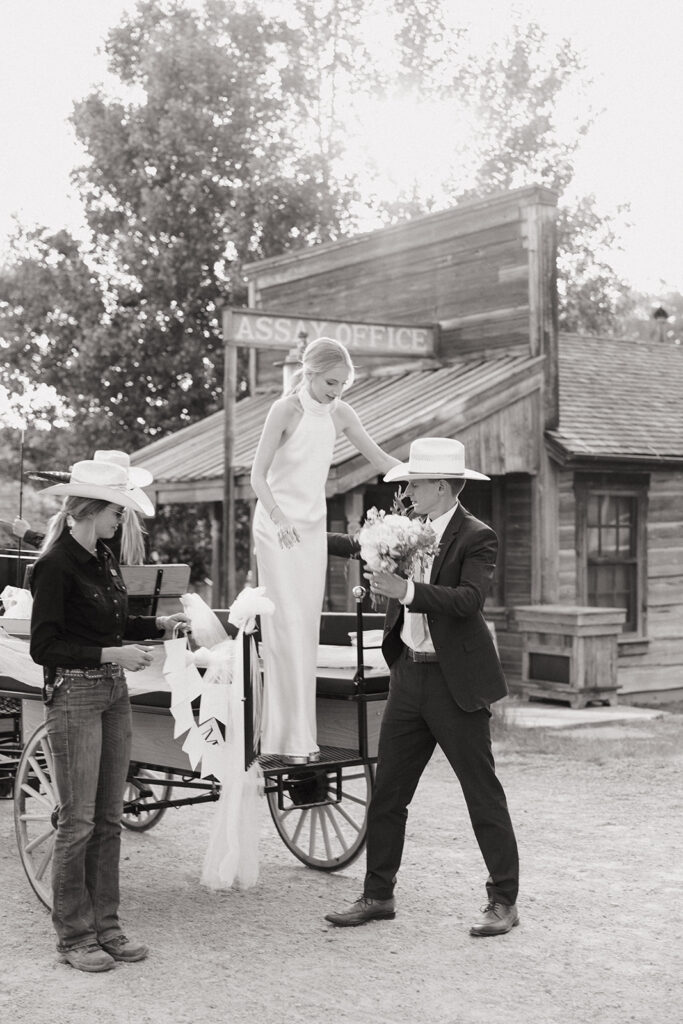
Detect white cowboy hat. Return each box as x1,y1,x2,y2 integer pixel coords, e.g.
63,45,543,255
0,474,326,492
384,437,490,483
94,450,153,488
41,459,155,517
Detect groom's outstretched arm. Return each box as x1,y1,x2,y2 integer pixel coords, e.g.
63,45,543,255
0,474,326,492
327,533,361,559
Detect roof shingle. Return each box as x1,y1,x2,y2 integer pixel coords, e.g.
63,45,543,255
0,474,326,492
548,335,683,461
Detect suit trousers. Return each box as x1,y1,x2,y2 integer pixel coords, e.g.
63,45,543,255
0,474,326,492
364,650,519,905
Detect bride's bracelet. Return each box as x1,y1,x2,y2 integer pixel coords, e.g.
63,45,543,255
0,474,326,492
269,503,281,523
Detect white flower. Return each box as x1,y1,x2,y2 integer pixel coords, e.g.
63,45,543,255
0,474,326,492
358,504,437,577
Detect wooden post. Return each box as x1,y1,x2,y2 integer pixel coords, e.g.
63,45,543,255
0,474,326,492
222,309,237,605
210,502,222,606
531,440,559,604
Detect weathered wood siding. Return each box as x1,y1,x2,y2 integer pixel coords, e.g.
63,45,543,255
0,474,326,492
494,473,534,682
619,469,683,699
558,470,577,602
553,467,683,700
244,186,557,374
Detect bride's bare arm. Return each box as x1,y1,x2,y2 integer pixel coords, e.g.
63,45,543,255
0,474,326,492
250,397,301,547
336,402,401,473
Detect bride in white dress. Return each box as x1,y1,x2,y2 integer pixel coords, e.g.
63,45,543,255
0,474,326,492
251,338,398,764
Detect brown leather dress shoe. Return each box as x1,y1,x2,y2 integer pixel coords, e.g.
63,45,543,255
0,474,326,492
469,901,519,937
325,895,396,927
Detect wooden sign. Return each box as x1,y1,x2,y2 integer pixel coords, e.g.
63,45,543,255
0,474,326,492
224,308,435,357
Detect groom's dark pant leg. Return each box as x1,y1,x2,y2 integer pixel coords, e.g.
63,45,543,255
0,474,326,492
363,657,436,900
423,671,519,906
364,654,519,906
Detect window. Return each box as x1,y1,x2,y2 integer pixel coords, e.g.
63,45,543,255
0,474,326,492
576,475,648,635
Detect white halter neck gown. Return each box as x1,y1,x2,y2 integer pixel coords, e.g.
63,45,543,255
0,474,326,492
253,388,337,758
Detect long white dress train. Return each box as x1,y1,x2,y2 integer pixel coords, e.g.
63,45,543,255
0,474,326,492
253,389,337,758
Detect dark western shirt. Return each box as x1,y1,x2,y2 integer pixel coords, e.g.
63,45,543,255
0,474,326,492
30,529,162,670
24,525,124,562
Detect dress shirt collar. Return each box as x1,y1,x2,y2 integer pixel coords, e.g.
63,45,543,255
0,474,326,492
427,502,459,541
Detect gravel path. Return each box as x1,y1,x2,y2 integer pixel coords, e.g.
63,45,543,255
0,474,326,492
1,710,681,1024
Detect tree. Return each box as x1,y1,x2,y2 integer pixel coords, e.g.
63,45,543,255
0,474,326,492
556,196,635,335
1,0,638,466
370,18,634,335
617,288,683,345
0,226,104,472
66,0,360,440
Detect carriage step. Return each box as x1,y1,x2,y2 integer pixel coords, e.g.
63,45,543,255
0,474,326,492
257,745,360,773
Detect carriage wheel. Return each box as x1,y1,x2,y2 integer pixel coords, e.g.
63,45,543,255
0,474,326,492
267,763,373,871
14,723,57,909
122,767,173,832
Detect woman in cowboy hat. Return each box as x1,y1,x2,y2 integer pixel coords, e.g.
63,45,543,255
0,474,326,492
1,451,151,564
29,455,187,973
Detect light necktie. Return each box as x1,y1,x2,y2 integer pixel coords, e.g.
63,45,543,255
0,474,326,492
408,556,429,648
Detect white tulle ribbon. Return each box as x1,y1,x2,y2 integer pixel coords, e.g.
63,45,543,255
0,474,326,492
162,589,274,891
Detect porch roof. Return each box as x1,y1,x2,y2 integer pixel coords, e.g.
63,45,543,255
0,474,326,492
132,352,544,505
547,334,683,464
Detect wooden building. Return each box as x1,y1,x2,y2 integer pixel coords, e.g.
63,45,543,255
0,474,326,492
544,333,683,702
132,185,683,705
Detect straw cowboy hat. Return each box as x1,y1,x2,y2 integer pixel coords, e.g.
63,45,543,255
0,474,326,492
93,450,153,488
41,455,155,516
384,437,490,483
27,450,152,489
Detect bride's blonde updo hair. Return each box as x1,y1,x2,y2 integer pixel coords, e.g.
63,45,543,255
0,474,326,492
286,337,355,395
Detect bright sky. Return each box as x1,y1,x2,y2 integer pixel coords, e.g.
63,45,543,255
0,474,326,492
0,0,681,292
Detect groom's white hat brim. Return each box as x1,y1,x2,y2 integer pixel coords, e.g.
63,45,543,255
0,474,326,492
384,437,490,483
41,460,155,516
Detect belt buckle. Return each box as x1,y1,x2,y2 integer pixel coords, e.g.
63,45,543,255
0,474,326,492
409,647,437,663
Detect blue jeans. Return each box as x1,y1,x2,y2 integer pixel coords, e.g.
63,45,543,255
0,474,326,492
45,669,132,951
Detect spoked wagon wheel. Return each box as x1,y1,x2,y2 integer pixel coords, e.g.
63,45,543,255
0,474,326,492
14,723,57,909
122,767,173,832
267,763,374,871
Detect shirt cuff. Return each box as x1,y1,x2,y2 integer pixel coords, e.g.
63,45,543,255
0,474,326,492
401,579,416,605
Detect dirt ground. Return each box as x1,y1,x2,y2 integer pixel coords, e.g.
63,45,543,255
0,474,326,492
1,706,682,1024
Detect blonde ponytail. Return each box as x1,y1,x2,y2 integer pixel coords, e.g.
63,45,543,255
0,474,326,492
40,509,70,555
39,497,111,556
119,508,146,565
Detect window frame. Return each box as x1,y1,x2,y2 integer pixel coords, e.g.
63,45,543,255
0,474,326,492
575,473,649,637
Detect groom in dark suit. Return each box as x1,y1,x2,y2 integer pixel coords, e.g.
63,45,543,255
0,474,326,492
325,437,519,936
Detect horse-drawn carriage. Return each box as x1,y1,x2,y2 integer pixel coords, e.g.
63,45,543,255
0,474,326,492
0,564,389,908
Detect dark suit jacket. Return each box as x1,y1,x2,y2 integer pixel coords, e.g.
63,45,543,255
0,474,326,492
328,504,507,712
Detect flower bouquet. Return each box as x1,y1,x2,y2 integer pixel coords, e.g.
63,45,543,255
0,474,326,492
357,492,438,606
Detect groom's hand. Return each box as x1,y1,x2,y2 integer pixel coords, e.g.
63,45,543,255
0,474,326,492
365,569,408,601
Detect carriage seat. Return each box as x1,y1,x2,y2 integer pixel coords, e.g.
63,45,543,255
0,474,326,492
316,612,389,697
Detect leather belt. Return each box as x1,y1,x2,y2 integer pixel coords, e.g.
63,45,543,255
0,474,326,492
402,645,439,663
56,664,124,680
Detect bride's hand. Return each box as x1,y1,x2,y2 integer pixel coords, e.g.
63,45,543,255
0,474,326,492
276,522,301,549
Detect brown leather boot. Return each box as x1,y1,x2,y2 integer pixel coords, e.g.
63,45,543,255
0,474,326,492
59,944,116,972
